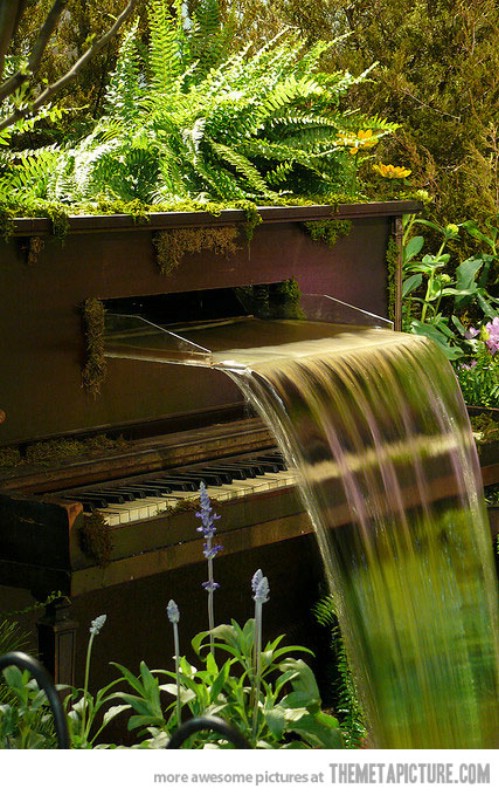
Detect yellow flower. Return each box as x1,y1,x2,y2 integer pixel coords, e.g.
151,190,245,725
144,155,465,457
373,163,412,179
356,129,378,148
335,129,379,155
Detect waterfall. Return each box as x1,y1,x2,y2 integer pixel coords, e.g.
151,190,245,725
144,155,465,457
221,327,499,748
105,310,499,747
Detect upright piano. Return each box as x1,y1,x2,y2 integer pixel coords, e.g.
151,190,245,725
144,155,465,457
6,199,478,686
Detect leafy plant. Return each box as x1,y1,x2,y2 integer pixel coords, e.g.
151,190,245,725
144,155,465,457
111,614,342,749
401,213,499,407
0,0,397,217
0,665,58,749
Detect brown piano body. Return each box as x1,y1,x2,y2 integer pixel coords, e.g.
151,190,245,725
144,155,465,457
3,199,458,690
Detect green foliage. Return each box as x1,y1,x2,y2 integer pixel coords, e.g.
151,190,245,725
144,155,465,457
235,1,499,230
303,219,352,249
402,214,499,358
111,618,343,749
313,596,366,748
0,0,397,217
0,665,57,749
401,212,499,407
0,616,58,749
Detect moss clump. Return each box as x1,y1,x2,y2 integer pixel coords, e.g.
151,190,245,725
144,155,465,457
27,236,45,266
80,512,114,568
0,447,22,468
303,219,352,249
154,225,240,275
81,297,107,397
470,412,499,445
0,434,128,478
22,434,127,467
385,235,399,324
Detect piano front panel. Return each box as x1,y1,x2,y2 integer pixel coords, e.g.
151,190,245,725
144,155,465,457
0,207,404,447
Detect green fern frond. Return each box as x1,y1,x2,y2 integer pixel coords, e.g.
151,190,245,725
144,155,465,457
209,140,277,198
313,596,367,749
0,0,398,213
147,0,186,97
104,20,143,125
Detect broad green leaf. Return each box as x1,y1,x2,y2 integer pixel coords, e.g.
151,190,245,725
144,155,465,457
402,273,422,297
403,235,424,262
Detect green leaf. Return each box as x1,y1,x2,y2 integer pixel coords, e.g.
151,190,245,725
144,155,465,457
263,706,286,739
402,273,423,297
403,235,424,263
455,258,482,291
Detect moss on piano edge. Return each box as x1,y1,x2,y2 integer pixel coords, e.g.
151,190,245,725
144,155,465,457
385,235,399,324
0,434,128,474
80,513,114,567
81,297,107,397
302,219,353,249
154,226,240,275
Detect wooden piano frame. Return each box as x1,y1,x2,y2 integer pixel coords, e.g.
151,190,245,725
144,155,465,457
3,200,495,692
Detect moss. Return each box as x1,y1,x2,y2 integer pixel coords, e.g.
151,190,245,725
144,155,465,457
385,235,399,324
27,236,45,266
0,447,22,468
303,219,352,249
470,412,499,445
22,434,127,466
80,512,114,568
81,297,107,397
154,225,240,275
0,434,128,478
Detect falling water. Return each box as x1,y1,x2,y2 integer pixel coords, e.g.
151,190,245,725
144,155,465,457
220,326,499,748
105,313,499,747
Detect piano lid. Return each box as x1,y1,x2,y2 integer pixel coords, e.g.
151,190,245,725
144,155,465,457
104,293,394,370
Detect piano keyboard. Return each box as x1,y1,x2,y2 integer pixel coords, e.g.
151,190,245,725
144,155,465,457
59,450,297,526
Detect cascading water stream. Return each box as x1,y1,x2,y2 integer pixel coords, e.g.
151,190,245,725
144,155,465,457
220,329,499,748
105,312,499,747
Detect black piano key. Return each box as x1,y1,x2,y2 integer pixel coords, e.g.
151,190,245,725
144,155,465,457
77,490,127,504
242,459,280,474
253,454,286,471
185,468,233,484
204,464,250,480
231,459,268,478
109,486,148,499
143,478,197,492
64,494,109,510
127,483,172,496
179,471,225,487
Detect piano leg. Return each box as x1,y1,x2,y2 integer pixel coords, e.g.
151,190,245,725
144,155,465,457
37,598,79,686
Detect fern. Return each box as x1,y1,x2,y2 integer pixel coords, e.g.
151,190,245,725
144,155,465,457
0,0,398,214
313,595,367,749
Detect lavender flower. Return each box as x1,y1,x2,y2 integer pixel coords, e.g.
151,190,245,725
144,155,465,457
251,569,270,742
166,599,181,725
89,614,107,637
166,599,180,624
252,569,270,604
196,482,222,654
196,482,222,592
